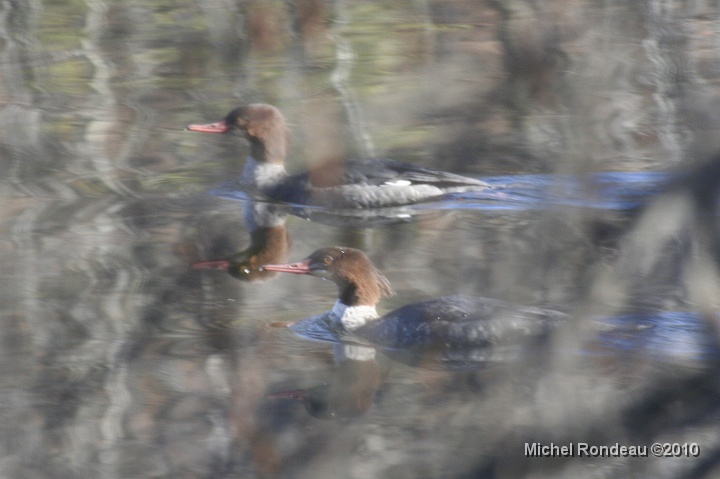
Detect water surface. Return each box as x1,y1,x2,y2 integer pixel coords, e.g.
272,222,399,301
3,1,720,478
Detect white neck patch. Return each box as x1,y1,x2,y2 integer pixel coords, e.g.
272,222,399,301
331,300,379,330
242,157,287,190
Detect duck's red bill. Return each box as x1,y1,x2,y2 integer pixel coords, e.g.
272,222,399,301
186,120,230,133
190,259,231,270
261,259,312,274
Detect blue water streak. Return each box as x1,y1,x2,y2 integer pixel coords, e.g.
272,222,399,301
440,171,670,211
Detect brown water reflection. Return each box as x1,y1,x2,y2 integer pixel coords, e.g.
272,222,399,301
4,1,720,478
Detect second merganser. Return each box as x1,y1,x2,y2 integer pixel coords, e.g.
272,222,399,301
187,103,491,209
262,247,564,352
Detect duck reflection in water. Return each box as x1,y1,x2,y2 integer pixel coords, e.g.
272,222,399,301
263,247,566,370
267,343,388,420
188,103,495,227
191,201,291,282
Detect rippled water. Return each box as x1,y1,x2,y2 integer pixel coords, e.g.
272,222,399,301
4,1,720,478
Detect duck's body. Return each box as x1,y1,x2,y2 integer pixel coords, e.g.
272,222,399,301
240,157,490,209
188,104,490,209
356,295,561,350
262,247,563,352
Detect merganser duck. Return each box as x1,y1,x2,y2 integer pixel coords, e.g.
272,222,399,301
187,103,491,209
262,247,564,354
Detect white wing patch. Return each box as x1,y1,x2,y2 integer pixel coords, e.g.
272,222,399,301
383,179,412,187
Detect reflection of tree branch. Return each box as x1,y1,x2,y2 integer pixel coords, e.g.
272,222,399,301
81,2,136,474
330,0,375,160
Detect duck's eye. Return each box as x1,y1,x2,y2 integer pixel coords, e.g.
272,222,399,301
323,255,333,266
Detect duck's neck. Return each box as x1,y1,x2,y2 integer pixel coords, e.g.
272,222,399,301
331,300,379,330
337,272,391,308
248,134,286,166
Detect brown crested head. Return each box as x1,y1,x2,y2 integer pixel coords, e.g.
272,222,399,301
262,246,394,307
224,103,289,165
187,103,289,164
